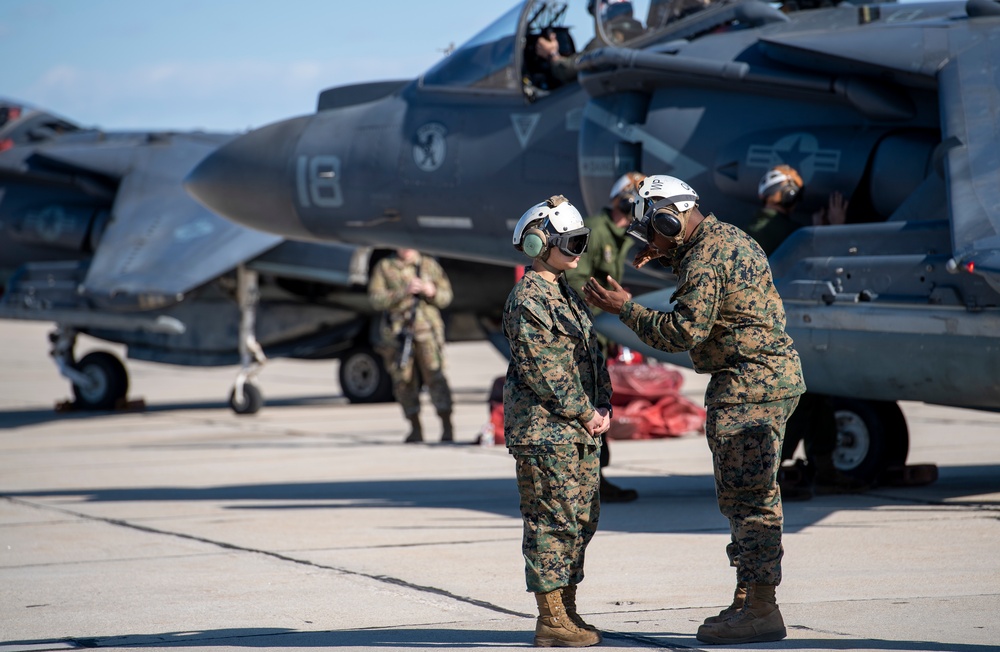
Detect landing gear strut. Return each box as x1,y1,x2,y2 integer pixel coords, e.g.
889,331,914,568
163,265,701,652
229,265,266,415
49,326,130,410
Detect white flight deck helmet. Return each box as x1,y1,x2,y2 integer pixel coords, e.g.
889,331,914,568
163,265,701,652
512,195,590,259
757,164,803,207
626,174,699,247
609,171,646,214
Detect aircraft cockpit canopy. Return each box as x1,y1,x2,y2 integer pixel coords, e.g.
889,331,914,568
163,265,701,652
419,1,584,99
420,3,523,91
593,0,737,48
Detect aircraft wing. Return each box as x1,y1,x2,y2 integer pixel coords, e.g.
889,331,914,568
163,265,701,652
938,25,1000,292
80,134,282,308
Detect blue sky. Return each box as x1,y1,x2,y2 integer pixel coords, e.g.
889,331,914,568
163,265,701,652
1,0,589,133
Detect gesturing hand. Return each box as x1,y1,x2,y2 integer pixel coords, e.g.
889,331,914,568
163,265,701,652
632,244,661,269
583,275,630,315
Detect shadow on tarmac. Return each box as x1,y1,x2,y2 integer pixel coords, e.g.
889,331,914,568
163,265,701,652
3,628,997,650
5,464,999,535
0,387,491,430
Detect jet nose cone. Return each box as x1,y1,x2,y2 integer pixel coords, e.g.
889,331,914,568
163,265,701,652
185,115,314,240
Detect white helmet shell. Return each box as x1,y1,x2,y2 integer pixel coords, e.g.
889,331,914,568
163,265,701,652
634,175,699,220
609,171,645,200
512,195,585,248
758,167,792,198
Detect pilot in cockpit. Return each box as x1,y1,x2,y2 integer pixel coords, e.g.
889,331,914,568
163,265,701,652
526,27,579,91
526,0,643,93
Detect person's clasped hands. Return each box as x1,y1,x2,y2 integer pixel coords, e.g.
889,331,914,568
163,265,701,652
584,406,611,436
407,277,436,298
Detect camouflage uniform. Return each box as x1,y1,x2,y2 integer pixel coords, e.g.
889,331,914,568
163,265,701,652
618,214,805,585
503,270,612,593
368,253,453,418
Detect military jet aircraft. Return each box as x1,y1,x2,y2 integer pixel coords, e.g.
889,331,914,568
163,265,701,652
571,0,1000,480
185,0,1000,480
0,103,515,414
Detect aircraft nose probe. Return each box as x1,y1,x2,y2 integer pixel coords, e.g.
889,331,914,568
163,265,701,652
184,115,314,240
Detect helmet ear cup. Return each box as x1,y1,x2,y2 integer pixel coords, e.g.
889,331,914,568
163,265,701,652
615,195,633,215
522,227,549,259
778,182,800,207
650,207,682,238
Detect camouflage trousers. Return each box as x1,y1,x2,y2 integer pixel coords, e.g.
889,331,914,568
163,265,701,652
380,336,452,417
706,397,799,586
513,444,601,594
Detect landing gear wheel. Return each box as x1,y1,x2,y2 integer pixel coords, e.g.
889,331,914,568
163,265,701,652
832,398,909,484
339,346,393,404
72,351,129,410
229,383,263,415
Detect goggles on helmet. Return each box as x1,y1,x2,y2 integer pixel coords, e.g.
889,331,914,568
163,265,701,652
549,226,591,257
626,215,653,244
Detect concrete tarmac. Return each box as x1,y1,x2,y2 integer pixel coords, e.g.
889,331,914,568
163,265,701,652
1,321,998,651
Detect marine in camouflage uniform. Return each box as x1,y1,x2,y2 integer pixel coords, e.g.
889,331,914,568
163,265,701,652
506,194,612,647
621,212,804,580
368,249,454,442
504,270,612,594
584,177,805,645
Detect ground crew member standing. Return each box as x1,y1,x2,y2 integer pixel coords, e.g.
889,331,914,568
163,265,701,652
584,175,806,645
566,171,646,503
504,195,612,647
368,248,454,443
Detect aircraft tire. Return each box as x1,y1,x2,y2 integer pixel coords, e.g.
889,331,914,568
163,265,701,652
229,383,263,415
339,346,393,404
832,398,909,484
72,351,129,411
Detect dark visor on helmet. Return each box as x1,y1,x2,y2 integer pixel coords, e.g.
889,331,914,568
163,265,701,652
550,227,591,256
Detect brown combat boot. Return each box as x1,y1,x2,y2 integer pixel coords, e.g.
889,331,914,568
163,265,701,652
703,582,747,624
534,588,601,647
561,584,599,632
696,583,786,645
403,415,423,443
439,410,454,442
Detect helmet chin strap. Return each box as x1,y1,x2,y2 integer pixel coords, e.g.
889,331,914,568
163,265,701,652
535,254,562,276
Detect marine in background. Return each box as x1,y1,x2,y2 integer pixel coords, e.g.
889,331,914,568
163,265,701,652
368,248,454,443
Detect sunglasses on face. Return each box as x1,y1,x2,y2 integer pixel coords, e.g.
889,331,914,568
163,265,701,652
550,228,591,256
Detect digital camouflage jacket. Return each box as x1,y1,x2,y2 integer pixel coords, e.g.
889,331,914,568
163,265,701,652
502,270,612,448
619,213,806,406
